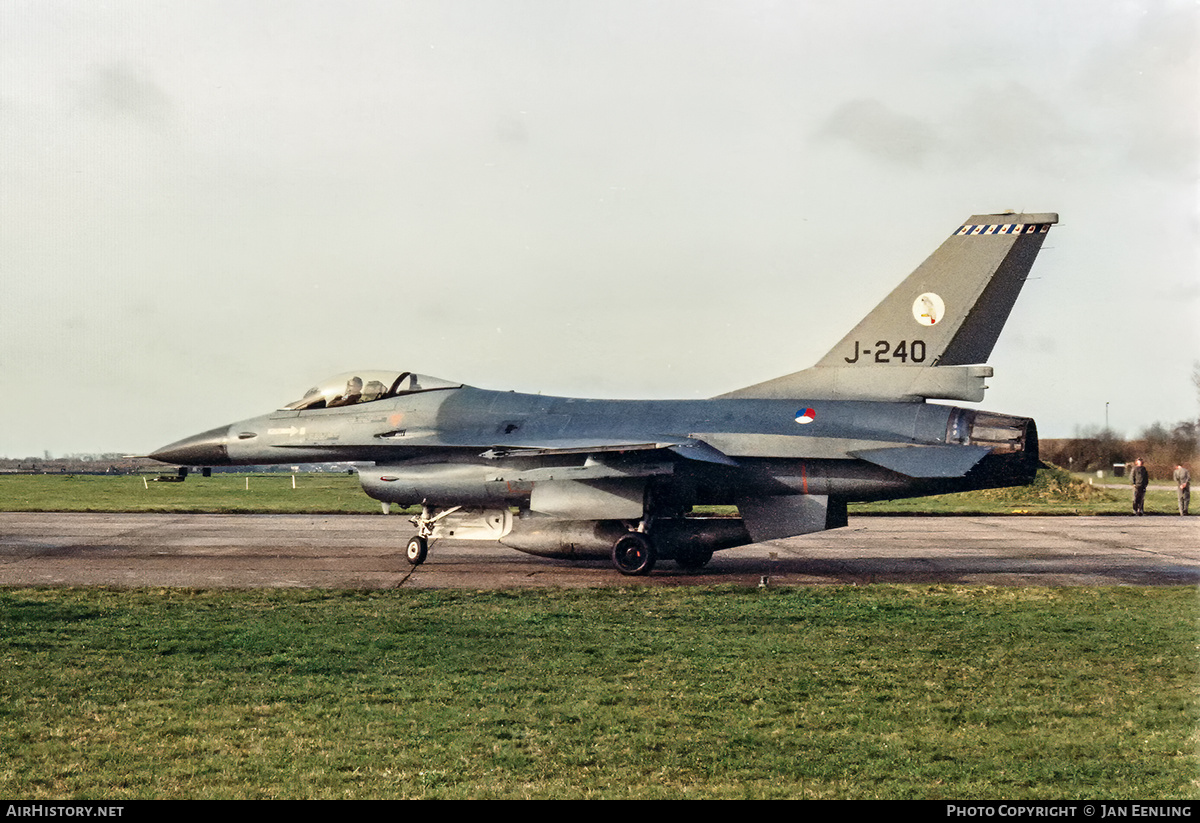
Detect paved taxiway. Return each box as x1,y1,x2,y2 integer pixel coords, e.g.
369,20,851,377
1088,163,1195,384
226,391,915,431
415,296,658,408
0,512,1195,588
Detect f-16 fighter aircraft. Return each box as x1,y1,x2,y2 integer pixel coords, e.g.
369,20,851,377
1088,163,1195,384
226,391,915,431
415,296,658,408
151,212,1057,574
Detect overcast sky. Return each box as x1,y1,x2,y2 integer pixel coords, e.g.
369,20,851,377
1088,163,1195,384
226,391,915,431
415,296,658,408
2,0,1197,457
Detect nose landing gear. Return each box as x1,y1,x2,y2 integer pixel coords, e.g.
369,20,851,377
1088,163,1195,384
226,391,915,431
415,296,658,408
404,504,463,566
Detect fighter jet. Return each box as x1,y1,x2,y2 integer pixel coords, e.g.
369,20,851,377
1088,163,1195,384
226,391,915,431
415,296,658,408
151,212,1057,574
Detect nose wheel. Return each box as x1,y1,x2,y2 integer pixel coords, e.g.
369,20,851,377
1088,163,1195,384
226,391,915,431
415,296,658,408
405,535,429,566
611,532,656,576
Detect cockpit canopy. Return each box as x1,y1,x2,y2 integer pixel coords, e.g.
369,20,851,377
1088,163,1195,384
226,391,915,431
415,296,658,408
283,371,462,411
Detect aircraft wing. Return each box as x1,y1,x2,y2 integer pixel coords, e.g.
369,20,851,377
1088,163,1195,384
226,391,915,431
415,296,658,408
274,430,740,467
478,437,740,466
358,434,741,520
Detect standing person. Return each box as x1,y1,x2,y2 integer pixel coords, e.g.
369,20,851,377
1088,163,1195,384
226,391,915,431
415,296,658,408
1174,464,1191,516
1130,457,1149,516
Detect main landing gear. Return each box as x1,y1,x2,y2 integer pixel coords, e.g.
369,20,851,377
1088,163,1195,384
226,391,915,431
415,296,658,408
610,521,716,575
611,532,656,576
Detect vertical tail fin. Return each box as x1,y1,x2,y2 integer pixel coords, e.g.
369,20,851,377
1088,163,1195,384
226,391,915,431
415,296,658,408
817,212,1057,368
720,212,1057,401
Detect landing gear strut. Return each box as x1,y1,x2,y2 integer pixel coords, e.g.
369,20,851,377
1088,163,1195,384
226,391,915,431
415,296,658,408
405,504,461,567
611,532,656,576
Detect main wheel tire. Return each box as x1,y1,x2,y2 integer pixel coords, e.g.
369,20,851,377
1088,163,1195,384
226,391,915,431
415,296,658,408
405,535,428,566
611,533,656,576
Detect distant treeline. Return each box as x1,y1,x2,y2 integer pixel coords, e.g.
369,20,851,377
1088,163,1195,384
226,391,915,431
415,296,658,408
1042,418,1199,478
0,454,151,474
0,456,362,475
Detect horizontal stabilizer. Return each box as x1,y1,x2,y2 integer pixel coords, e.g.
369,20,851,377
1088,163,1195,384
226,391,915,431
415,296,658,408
720,364,993,402
849,444,990,478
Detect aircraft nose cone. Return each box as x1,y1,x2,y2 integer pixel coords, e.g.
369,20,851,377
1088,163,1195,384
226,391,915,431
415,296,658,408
149,425,233,465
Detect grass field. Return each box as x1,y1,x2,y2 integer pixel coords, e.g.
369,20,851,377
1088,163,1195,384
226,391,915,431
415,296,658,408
0,472,385,514
1,585,1195,799
0,465,1187,516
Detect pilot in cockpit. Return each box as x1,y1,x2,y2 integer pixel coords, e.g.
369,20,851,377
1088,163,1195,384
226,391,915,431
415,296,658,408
327,376,363,408
361,379,388,402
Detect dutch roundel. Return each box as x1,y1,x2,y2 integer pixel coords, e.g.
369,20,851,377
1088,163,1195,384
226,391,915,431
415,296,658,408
795,408,816,424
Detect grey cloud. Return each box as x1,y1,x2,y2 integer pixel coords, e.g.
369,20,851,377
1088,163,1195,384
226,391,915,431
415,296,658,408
813,98,939,167
950,82,1082,169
